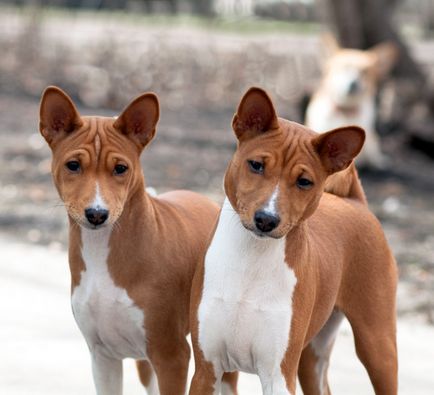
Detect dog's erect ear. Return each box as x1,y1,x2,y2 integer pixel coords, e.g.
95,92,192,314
113,93,159,149
232,87,279,141
39,86,82,146
322,32,340,58
313,126,365,174
368,42,399,79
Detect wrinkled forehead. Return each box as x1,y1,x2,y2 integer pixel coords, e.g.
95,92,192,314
55,116,134,156
239,119,318,163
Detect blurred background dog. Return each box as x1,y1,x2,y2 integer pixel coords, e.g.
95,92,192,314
306,34,398,169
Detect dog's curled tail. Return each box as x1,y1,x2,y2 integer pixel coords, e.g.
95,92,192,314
325,163,367,205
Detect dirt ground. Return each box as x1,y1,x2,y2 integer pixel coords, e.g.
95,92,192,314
0,8,433,324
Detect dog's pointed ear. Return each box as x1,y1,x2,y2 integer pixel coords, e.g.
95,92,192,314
39,86,82,146
369,41,399,79
113,93,159,149
322,32,340,58
232,87,279,141
313,126,365,174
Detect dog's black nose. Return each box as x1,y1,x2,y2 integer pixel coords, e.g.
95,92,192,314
85,208,109,226
348,79,360,94
254,211,280,233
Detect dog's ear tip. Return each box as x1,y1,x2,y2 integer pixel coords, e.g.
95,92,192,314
242,86,273,102
130,92,160,115
146,91,159,102
245,86,267,96
346,125,366,138
234,86,278,139
41,85,68,100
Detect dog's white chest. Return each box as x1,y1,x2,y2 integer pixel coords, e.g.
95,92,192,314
198,199,297,380
71,228,147,360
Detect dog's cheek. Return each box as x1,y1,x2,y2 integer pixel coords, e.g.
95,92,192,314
300,191,322,222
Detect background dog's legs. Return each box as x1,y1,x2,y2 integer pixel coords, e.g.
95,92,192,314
91,351,123,395
136,360,160,395
150,337,190,395
298,310,344,395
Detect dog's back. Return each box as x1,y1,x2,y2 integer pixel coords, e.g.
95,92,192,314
324,163,367,204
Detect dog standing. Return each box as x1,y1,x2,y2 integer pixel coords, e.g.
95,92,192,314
39,87,237,395
306,36,398,169
189,87,398,394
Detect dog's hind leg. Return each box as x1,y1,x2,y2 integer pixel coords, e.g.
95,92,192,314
343,299,398,394
137,360,160,395
298,310,344,395
340,255,398,395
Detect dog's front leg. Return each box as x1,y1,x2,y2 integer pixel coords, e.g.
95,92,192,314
91,350,123,395
259,370,294,395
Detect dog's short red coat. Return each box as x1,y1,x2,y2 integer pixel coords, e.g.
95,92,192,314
189,87,398,395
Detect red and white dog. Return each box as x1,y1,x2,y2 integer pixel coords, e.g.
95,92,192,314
39,87,237,395
190,87,398,395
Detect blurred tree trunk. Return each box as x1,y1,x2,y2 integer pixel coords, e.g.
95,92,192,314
192,0,214,16
143,1,178,14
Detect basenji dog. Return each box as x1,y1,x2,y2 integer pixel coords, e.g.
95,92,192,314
306,35,398,169
189,87,398,395
39,87,237,395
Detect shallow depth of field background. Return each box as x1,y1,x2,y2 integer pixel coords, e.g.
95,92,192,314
0,0,433,393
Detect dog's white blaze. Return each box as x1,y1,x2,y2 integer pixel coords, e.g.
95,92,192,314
198,198,296,394
90,183,107,210
71,226,148,361
310,310,344,395
263,185,279,216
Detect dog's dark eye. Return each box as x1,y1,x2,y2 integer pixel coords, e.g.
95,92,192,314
114,164,128,175
66,161,80,172
296,177,313,189
248,160,264,174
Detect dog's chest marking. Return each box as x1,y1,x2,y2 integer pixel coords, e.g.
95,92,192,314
71,227,147,360
198,198,297,387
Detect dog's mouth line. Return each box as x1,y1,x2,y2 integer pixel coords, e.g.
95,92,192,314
68,215,112,231
241,222,286,240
